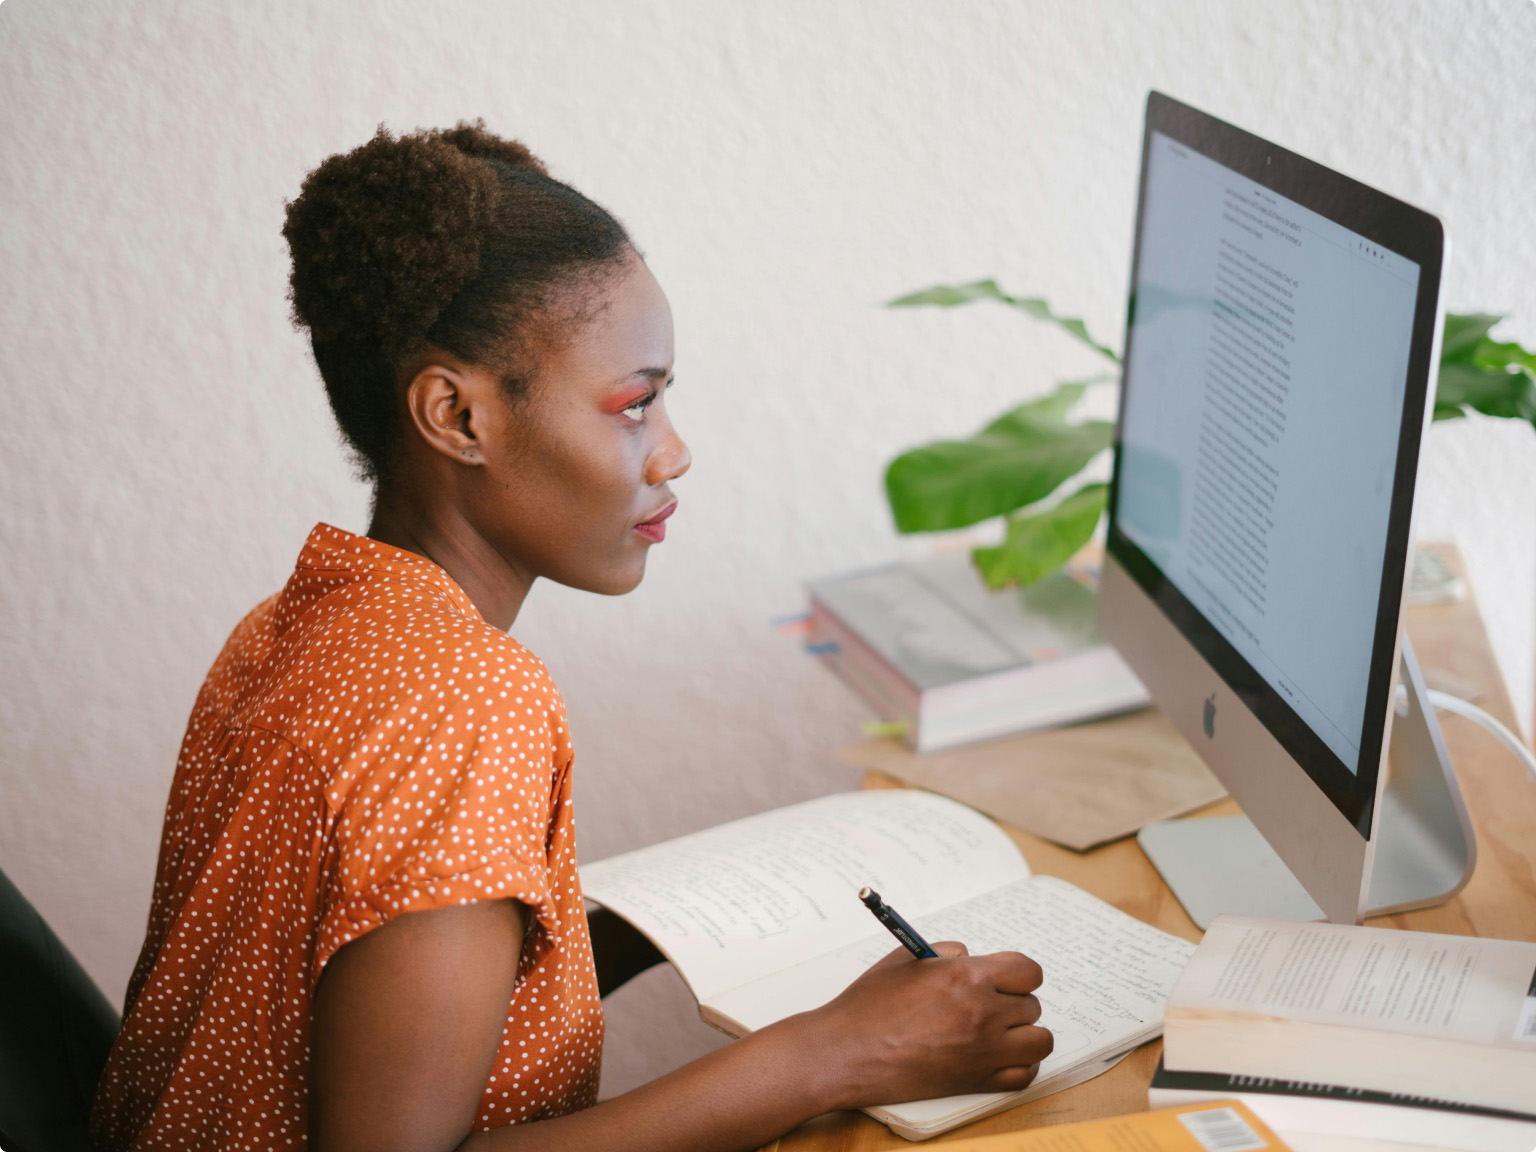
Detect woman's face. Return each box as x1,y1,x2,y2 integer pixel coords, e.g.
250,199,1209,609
469,255,690,597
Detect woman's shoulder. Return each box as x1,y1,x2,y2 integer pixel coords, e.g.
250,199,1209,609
263,569,569,768
355,571,557,688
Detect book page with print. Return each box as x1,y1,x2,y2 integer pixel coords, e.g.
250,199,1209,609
1172,916,1536,1049
580,790,1029,1003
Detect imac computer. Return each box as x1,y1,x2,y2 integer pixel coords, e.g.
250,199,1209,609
1099,92,1476,928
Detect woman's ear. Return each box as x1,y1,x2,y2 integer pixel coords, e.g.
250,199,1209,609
402,360,490,465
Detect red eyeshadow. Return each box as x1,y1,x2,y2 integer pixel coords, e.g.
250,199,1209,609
601,385,652,414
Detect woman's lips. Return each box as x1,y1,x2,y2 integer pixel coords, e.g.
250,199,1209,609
634,500,677,543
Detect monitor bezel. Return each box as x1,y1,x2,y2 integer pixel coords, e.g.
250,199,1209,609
1106,92,1445,836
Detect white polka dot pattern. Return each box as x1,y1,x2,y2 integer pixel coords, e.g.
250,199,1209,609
91,523,604,1150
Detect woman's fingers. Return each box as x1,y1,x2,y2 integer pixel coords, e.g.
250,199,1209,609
986,1061,1042,1093
990,1022,1054,1085
818,942,1054,1109
979,950,1044,995
998,991,1043,1029
1007,1022,1054,1064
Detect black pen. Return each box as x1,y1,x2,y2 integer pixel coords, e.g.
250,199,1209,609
858,886,940,959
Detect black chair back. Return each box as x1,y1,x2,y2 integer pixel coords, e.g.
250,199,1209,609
0,866,121,1152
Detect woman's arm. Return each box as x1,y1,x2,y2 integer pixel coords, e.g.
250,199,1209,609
587,905,665,996
311,898,1051,1152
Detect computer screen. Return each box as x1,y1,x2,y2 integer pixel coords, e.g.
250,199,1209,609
1117,131,1420,779
1105,94,1446,849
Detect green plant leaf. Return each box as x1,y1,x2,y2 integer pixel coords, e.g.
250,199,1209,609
1433,313,1536,431
1440,313,1504,362
888,280,1120,363
981,380,1089,429
971,484,1109,589
885,384,1113,532
1474,339,1536,375
1434,362,1536,425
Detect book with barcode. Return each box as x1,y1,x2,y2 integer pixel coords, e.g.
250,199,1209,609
806,552,1148,752
908,1099,1293,1151
1162,914,1536,1116
1149,1059,1536,1152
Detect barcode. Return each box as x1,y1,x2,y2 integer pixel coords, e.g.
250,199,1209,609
1177,1106,1268,1152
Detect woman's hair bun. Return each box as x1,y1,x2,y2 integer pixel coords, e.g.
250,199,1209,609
283,121,543,354
429,120,548,176
282,120,630,485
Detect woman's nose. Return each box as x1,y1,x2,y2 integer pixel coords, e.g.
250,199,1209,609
645,423,691,486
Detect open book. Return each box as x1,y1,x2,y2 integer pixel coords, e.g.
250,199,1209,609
580,791,1195,1140
1162,914,1536,1115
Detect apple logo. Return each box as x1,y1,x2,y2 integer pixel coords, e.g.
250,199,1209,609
1202,693,1216,739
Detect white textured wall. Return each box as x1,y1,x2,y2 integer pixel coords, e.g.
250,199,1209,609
3,0,1533,1097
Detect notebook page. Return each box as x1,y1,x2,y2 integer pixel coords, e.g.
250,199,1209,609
706,875,1193,1123
580,790,1029,1003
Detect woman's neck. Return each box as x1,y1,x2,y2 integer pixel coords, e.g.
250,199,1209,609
367,486,534,631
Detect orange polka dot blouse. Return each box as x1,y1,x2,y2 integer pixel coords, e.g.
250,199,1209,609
92,524,604,1151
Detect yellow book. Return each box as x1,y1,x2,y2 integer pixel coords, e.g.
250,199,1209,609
931,1101,1290,1151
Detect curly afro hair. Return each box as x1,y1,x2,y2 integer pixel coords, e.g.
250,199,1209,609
283,120,631,484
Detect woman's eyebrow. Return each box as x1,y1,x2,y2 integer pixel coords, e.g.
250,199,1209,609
605,366,670,391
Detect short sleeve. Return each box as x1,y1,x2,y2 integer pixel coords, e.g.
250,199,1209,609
312,690,570,986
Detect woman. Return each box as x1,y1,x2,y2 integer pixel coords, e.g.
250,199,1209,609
92,122,1053,1152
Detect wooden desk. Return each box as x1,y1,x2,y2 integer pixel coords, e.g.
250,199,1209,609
760,552,1536,1150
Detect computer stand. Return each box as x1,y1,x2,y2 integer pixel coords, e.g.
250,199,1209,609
1137,638,1477,928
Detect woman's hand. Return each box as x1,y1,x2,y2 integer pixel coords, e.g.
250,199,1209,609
796,942,1053,1111
313,903,1051,1152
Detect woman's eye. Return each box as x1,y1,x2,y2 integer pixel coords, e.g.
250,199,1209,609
619,392,655,423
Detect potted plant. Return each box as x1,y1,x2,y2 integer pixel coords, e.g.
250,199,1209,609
884,281,1536,588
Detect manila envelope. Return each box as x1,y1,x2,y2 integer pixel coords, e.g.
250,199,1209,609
833,709,1225,852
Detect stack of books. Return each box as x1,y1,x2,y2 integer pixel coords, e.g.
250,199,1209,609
806,552,1148,752
1154,914,1536,1151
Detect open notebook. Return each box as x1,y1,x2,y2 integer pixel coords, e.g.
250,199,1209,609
580,791,1195,1140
